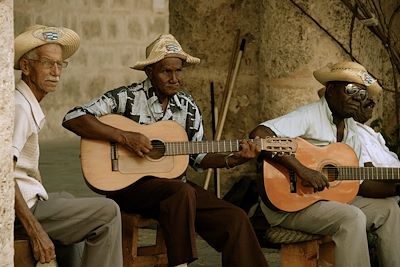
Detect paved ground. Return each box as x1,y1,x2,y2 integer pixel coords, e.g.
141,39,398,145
39,138,280,266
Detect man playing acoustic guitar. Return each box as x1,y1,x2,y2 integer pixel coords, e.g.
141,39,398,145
250,61,400,267
62,34,269,267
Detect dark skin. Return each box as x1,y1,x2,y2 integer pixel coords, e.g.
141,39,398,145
250,81,369,193
63,57,259,170
353,98,398,197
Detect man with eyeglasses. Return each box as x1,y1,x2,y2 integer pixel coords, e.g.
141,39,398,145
250,61,400,267
13,25,123,266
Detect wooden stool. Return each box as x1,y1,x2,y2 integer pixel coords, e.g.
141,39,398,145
266,226,334,267
14,239,35,267
122,212,168,267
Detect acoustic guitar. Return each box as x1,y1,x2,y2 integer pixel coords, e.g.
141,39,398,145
262,138,400,212
80,114,297,194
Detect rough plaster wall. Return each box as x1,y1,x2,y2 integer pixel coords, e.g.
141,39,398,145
0,0,15,265
14,0,169,141
260,0,395,121
170,0,399,193
170,0,262,191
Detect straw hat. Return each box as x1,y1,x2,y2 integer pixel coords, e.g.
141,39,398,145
14,24,80,70
131,34,200,71
313,61,382,97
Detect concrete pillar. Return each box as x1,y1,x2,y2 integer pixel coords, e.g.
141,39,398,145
0,0,15,266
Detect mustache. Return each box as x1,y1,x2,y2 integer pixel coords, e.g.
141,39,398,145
45,76,60,82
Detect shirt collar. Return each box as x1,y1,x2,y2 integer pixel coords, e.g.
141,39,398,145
320,95,358,142
320,96,334,124
15,79,45,129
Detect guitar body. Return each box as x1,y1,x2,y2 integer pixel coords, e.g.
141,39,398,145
81,115,189,193
263,138,360,212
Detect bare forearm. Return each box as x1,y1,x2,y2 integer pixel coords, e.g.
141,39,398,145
199,153,227,169
15,183,43,236
62,114,124,143
15,182,56,263
250,125,296,167
199,139,259,169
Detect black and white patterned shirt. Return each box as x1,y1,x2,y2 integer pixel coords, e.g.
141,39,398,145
63,78,206,170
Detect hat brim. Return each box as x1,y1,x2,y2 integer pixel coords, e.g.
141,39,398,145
131,52,200,71
14,25,80,70
313,67,382,97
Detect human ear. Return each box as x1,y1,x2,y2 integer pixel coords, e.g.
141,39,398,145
144,66,153,78
19,58,31,76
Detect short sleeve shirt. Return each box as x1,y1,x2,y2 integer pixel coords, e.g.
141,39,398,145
13,80,49,208
260,96,362,161
63,79,206,171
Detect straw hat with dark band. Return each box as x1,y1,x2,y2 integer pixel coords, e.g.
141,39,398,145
14,24,80,70
131,34,200,71
313,61,382,97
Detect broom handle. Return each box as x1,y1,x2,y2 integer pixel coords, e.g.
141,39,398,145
203,39,246,193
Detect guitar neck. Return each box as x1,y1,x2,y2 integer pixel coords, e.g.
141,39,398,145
164,139,261,155
337,167,400,180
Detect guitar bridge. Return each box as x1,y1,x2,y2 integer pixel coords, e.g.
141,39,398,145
289,169,297,193
111,143,119,171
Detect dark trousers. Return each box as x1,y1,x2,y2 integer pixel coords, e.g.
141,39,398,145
111,177,269,267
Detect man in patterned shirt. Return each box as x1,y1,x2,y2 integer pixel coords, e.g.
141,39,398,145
62,34,269,267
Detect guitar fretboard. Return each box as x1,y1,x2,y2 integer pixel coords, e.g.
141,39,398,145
336,167,400,180
164,139,260,155
163,138,295,155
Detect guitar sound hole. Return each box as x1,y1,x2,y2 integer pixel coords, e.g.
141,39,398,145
148,140,166,160
322,164,339,182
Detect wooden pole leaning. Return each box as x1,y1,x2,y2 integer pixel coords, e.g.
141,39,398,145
203,30,241,192
203,37,246,196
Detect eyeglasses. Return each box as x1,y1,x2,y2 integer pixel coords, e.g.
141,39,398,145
344,83,368,100
25,58,68,69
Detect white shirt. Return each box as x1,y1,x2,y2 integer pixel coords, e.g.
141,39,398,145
259,97,363,224
260,96,362,160
13,79,48,208
357,122,400,167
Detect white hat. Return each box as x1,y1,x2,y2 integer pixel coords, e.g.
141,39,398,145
313,61,382,97
131,34,200,71
14,24,80,70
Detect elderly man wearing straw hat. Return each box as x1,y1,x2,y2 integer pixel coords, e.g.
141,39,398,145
62,34,269,267
13,25,123,266
250,61,400,267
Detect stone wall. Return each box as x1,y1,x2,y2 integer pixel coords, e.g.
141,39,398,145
10,0,400,194
170,0,399,191
0,0,15,265
14,0,170,141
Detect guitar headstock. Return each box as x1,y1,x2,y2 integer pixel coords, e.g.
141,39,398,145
259,137,297,156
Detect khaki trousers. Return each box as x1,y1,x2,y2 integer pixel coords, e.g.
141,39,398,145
26,192,123,267
261,196,400,267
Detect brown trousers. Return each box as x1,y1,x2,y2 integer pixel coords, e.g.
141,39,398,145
110,177,268,267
